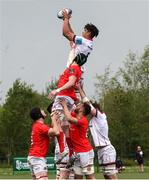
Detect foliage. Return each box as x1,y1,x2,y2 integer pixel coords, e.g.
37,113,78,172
1,46,149,164
94,46,149,158
0,79,54,164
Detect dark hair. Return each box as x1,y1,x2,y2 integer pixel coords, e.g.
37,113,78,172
47,101,54,114
83,103,91,116
73,53,87,66
92,101,103,112
84,23,99,38
30,107,43,121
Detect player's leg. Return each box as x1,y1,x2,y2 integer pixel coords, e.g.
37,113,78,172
27,162,36,180
28,157,48,180
74,150,95,179
52,96,74,161
55,164,60,180
82,150,95,179
59,165,71,180
97,145,118,180
140,162,144,172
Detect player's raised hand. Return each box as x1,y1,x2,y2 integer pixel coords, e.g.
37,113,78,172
63,9,71,20
48,89,58,99
59,99,67,107
75,82,82,90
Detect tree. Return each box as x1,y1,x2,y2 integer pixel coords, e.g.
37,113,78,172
0,79,47,164
94,46,149,158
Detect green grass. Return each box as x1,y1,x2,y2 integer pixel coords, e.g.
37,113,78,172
0,166,149,179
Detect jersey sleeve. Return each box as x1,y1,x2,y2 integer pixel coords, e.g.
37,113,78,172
73,36,84,45
40,124,50,135
96,111,107,120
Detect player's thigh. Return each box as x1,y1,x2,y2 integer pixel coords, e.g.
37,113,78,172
74,150,94,168
28,157,48,179
74,150,95,176
97,145,117,176
74,164,94,177
97,145,116,165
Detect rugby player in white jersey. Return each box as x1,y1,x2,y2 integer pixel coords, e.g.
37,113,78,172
62,9,99,84
77,84,118,180
48,10,99,165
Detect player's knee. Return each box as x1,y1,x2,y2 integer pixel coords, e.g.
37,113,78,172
82,165,94,175
36,172,48,180
74,165,94,176
102,164,118,176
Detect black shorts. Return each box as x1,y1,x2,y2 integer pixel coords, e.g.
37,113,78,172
137,159,144,165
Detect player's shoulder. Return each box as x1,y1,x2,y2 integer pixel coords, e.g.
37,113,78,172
75,35,93,42
81,115,89,124
74,36,84,44
39,123,49,131
69,64,81,71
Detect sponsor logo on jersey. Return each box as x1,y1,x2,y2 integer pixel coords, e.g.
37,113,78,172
76,38,82,45
69,68,75,74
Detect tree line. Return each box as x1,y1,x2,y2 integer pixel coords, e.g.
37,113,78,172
0,46,149,165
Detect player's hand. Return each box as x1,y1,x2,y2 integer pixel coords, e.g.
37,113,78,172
63,9,71,20
59,99,67,107
75,82,81,90
48,89,58,99
51,111,59,120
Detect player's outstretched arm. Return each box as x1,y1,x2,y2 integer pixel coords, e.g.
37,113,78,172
48,76,77,100
63,10,75,41
48,112,60,136
60,99,78,124
77,83,97,116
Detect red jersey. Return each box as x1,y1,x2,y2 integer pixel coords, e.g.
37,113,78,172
69,112,93,153
57,64,82,101
29,121,50,157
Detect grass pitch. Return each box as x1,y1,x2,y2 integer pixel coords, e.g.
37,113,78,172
0,166,149,179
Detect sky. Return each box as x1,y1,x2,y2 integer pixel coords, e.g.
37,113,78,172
0,0,149,104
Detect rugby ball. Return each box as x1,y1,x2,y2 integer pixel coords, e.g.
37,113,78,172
57,8,72,19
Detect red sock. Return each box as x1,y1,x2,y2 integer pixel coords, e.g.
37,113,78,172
66,137,73,157
57,131,64,153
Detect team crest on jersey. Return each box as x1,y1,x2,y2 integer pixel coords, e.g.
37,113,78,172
69,68,75,74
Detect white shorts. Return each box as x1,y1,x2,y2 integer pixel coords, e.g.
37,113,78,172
52,96,74,111
74,150,94,175
54,148,69,164
97,144,117,176
27,156,48,179
52,96,74,126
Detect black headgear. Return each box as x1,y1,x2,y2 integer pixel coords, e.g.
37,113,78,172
74,53,87,66
30,107,45,121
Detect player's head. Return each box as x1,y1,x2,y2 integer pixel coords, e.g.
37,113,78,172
83,102,91,116
74,102,91,116
30,107,46,121
83,23,99,39
47,101,54,114
73,53,87,66
137,146,141,151
92,101,103,112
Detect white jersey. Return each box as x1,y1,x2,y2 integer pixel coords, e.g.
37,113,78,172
89,110,111,147
67,35,93,67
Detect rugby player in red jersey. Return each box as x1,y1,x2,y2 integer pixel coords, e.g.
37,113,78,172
48,53,86,162
27,107,59,180
60,99,96,180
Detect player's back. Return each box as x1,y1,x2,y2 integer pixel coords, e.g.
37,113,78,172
89,111,111,147
29,122,50,157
